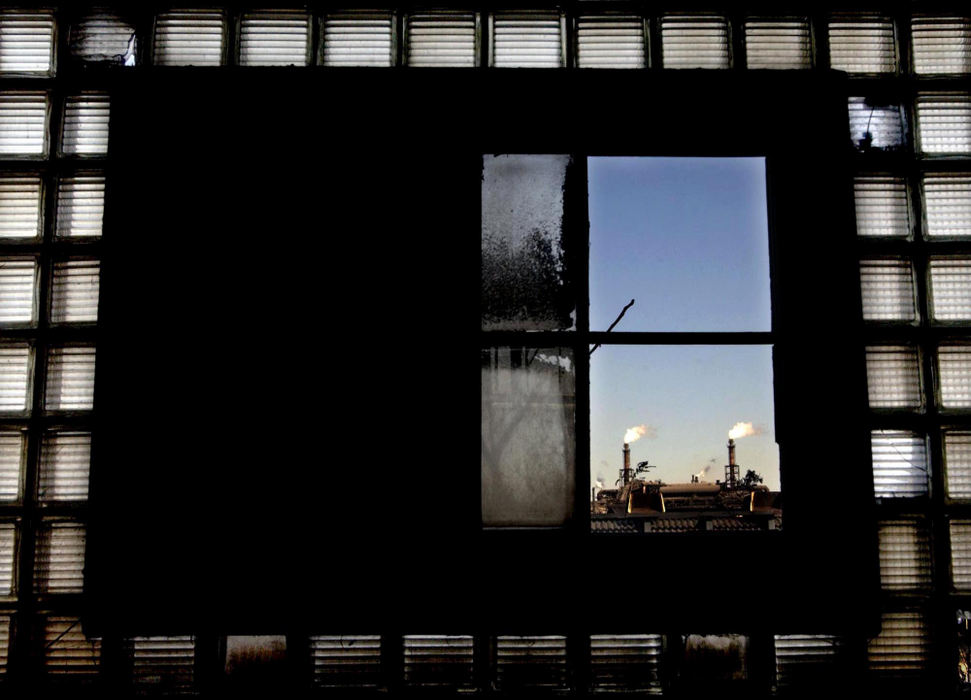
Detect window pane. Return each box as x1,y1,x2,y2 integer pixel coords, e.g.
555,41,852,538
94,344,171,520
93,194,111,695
774,636,843,690
61,93,110,156
860,258,917,321
744,18,812,69
590,635,662,692
481,347,575,527
56,173,105,238
50,259,100,324
482,154,574,331
589,157,770,332
495,636,568,690
912,15,971,74
930,258,971,320
43,616,101,679
848,97,904,151
310,635,382,688
0,10,54,73
871,430,929,499
239,10,311,67
867,611,930,679
866,346,922,408
878,519,932,591
322,11,394,67
0,522,13,595
0,92,47,156
492,11,562,68
0,256,36,325
661,14,730,69
946,431,971,498
939,346,971,408
0,616,9,675
70,10,137,66
45,344,96,411
403,635,474,688
951,520,971,590
0,343,30,412
917,93,971,154
828,13,896,73
406,11,476,68
38,431,90,502
855,175,910,238
0,431,21,501
924,174,971,238
128,636,196,692
34,520,86,594
153,10,226,66
576,15,645,69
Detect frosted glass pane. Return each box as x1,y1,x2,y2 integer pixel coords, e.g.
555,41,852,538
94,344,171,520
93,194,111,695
0,10,54,73
917,93,971,154
45,345,95,411
577,15,645,69
403,635,474,688
44,616,101,678
878,519,932,591
774,636,842,690
128,636,195,691
0,174,41,239
154,10,226,66
829,14,896,73
0,257,36,324
951,520,971,589
310,635,381,688
661,14,729,69
866,346,921,408
38,432,90,502
495,636,568,690
61,94,110,156
930,258,971,320
50,259,99,324
481,347,575,526
939,346,971,408
482,154,573,331
0,523,13,595
493,12,562,68
590,635,662,692
867,611,929,678
912,16,971,74
924,174,971,238
0,343,30,412
0,92,47,156
0,431,21,501
860,259,916,321
70,11,137,66
871,430,929,499
855,175,910,237
849,97,904,151
239,10,311,67
406,11,476,67
744,18,812,69
56,174,104,238
34,521,86,593
946,431,971,498
322,11,393,67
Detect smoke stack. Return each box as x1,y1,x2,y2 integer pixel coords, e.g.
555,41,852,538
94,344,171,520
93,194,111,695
623,442,631,486
725,438,739,488
728,438,736,467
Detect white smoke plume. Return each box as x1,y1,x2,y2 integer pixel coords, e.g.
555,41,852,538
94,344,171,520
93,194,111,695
694,465,711,481
728,421,764,440
624,424,657,444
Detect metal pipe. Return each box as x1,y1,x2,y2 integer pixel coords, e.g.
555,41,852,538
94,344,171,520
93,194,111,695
623,442,631,485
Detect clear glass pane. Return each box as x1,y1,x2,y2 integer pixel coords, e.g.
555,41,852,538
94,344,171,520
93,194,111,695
481,347,575,527
482,154,574,331
589,157,771,332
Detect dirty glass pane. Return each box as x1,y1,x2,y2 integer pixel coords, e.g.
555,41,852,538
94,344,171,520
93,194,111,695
482,154,574,331
481,347,575,526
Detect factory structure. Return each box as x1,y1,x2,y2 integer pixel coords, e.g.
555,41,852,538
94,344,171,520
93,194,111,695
591,438,782,533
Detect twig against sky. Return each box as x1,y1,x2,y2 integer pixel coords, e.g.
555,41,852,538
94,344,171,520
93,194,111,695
589,298,635,356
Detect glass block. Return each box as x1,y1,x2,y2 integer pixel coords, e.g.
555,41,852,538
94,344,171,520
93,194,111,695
0,257,36,324
34,521,85,594
590,635,662,692
661,14,730,69
128,636,195,691
931,258,971,320
153,10,226,66
38,432,91,502
0,343,30,412
322,11,394,67
924,174,971,238
482,154,574,331
0,615,9,674
56,174,105,238
829,13,896,73
939,346,971,408
867,611,930,679
878,519,932,591
0,10,54,73
406,11,476,67
310,635,382,688
0,174,41,239
482,347,575,526
865,346,921,408
576,15,645,69
61,94,110,156
45,344,96,411
0,92,47,156
70,10,137,66
493,11,562,68
744,18,812,69
774,636,842,690
0,431,21,501
239,10,311,67
403,635,474,688
951,520,971,589
946,431,971,498
855,175,910,237
44,616,101,679
0,522,13,595
495,636,568,690
50,259,100,324
871,430,929,499
848,97,904,151
917,93,971,154
912,15,971,74
859,259,916,321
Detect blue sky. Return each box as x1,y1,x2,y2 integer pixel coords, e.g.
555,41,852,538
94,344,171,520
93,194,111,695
588,157,780,490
